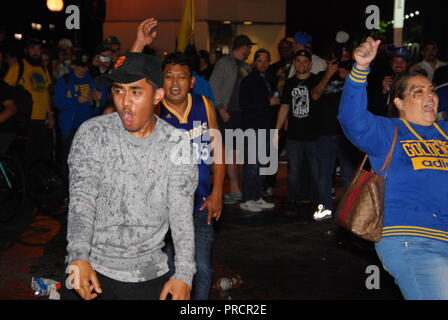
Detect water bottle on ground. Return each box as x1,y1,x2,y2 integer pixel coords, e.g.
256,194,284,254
214,275,243,291
31,276,61,300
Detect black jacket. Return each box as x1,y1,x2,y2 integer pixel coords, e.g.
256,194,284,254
239,70,274,130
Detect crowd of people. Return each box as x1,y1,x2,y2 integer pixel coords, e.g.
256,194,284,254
1,17,448,300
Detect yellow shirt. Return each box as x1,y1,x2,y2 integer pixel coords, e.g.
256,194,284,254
4,59,52,120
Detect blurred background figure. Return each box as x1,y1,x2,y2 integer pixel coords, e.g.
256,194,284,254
239,48,278,212
90,42,113,78
53,38,73,80
104,35,122,63
209,34,254,206
410,41,446,81
0,46,8,79
3,38,54,163
288,31,327,77
369,47,411,117
53,50,109,179
198,50,214,81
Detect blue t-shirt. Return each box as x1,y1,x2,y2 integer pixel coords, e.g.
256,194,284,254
191,71,215,104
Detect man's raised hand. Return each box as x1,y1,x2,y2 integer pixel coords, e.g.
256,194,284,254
131,18,159,53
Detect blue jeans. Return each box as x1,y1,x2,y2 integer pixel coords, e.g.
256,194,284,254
286,139,319,203
375,236,448,300
243,162,261,202
317,135,357,210
164,209,214,300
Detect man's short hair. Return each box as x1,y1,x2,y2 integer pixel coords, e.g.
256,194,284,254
232,34,256,50
421,40,438,51
162,52,194,77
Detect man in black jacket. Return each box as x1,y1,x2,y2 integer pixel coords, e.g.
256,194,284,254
239,49,279,213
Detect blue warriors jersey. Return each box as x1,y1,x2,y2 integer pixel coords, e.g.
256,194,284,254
159,93,213,212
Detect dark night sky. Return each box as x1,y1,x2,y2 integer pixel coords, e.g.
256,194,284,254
286,0,448,59
2,0,448,59
2,0,104,56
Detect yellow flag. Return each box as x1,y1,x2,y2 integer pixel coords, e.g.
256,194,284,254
177,0,195,53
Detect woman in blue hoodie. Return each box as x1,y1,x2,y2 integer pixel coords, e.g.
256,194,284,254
53,51,109,177
338,37,448,300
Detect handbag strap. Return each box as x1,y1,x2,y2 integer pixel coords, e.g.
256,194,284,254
359,126,398,177
377,125,398,178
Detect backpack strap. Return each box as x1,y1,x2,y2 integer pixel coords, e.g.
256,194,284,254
16,60,25,86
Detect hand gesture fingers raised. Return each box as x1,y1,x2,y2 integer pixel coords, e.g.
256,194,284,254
353,37,381,69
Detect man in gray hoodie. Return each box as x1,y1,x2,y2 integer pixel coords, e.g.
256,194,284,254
209,34,254,204
62,52,198,300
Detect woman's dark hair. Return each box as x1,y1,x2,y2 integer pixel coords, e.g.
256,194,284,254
162,52,195,76
388,71,429,118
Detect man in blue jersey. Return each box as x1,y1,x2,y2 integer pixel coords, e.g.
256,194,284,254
131,19,225,300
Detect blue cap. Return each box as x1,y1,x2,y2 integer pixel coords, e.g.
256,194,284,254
391,47,411,62
293,32,312,46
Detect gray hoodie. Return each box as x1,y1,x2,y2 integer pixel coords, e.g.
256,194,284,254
65,112,198,286
209,53,251,111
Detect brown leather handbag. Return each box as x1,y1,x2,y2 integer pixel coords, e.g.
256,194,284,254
335,126,398,242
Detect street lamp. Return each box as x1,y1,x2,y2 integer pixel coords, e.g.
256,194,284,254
46,0,64,12
393,0,405,47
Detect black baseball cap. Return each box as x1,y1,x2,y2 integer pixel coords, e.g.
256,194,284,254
94,42,112,55
253,48,271,62
232,34,256,49
26,38,42,48
72,50,89,67
105,36,121,46
95,52,163,88
294,49,312,60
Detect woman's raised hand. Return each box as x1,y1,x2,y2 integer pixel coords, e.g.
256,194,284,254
353,37,381,70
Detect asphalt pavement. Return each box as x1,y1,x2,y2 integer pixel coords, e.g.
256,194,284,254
0,164,403,300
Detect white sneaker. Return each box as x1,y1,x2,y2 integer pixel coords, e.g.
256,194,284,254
313,204,333,221
240,200,263,212
253,198,275,209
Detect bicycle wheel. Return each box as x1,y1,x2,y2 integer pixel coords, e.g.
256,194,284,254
26,157,68,217
0,155,25,222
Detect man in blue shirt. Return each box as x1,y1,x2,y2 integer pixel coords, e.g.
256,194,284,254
53,50,109,177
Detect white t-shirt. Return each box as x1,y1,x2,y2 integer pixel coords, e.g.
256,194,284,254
414,60,448,81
